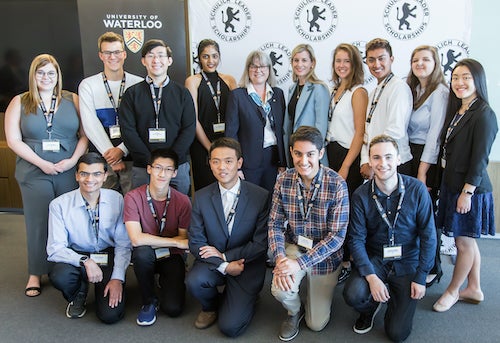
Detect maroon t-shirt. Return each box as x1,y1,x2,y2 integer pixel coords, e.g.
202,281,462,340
124,184,191,255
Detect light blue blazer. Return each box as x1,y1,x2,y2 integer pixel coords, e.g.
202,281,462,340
284,81,330,166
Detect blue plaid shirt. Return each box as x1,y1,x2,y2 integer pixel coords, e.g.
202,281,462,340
268,165,349,275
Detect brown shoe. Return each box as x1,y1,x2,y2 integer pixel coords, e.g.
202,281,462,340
194,311,217,329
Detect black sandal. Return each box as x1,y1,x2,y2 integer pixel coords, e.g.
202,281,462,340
25,286,41,297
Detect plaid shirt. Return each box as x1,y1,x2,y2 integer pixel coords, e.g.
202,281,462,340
268,165,349,275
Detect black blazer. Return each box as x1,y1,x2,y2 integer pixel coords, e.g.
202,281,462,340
439,98,498,193
225,87,286,168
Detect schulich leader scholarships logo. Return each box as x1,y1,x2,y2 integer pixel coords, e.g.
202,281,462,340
103,14,164,53
210,0,252,42
383,0,429,40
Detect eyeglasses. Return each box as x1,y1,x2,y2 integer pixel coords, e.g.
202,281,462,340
78,171,105,178
36,70,57,79
145,53,169,60
249,64,269,71
101,50,124,57
150,165,175,174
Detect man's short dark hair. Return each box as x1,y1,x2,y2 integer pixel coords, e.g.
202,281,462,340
141,39,173,58
369,134,399,155
209,137,242,160
149,148,179,169
290,126,324,151
366,38,393,57
76,152,108,172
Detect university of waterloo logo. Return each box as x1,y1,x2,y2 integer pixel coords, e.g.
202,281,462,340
436,39,470,81
123,29,144,53
383,0,429,40
294,0,338,42
210,0,252,42
259,42,292,86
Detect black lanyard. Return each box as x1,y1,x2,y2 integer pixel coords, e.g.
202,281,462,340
84,197,100,250
39,92,57,137
328,87,347,122
224,184,241,226
146,185,170,234
201,71,221,122
102,72,126,125
371,174,405,246
366,73,394,123
296,167,323,221
146,76,168,129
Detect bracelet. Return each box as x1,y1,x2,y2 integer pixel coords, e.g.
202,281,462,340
462,189,474,196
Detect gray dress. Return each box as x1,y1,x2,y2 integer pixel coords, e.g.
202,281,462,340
15,91,80,275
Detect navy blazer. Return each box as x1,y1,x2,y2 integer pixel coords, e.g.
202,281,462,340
225,87,286,168
188,181,269,293
439,98,498,193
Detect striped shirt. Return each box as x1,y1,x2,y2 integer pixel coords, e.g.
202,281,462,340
268,165,349,275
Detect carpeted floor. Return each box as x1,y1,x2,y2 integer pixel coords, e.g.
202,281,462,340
1,213,499,343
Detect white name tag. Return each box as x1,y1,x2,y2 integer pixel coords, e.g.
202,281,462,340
109,125,121,139
90,253,109,266
149,128,166,142
155,247,170,260
383,245,402,260
42,139,60,152
213,122,225,134
441,158,446,169
297,235,313,250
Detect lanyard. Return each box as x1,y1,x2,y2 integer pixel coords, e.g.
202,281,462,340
84,197,100,250
146,76,169,129
224,184,241,226
146,185,170,234
366,73,394,123
39,92,57,138
328,87,347,122
201,71,221,122
444,97,478,144
371,174,405,246
102,72,126,125
295,167,323,221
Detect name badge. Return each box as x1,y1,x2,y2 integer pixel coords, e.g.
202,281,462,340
213,122,225,134
155,247,170,260
297,235,313,250
109,125,121,139
149,128,166,142
42,139,60,152
383,244,402,261
441,158,446,169
90,253,109,266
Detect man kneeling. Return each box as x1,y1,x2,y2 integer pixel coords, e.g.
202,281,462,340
47,153,131,323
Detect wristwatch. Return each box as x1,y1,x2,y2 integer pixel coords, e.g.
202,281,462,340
79,255,89,266
462,189,474,196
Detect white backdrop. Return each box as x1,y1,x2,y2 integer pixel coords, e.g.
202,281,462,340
187,0,472,94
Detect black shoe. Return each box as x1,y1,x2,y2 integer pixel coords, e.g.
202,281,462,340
426,270,443,288
353,303,381,334
279,305,305,341
337,267,351,284
66,292,87,318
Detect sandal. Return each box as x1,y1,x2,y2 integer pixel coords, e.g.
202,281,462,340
25,286,41,297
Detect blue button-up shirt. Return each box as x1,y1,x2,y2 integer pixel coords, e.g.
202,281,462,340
348,174,436,285
47,188,131,282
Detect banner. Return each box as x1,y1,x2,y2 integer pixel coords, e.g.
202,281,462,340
77,0,188,83
187,0,472,93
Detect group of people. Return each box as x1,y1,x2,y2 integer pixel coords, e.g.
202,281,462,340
3,31,497,342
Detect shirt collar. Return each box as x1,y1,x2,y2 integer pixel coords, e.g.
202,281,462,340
219,178,241,196
371,173,404,197
247,82,273,100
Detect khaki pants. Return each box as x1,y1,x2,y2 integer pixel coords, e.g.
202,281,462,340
271,244,341,331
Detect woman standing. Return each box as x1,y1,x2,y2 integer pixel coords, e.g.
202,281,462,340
186,39,236,191
284,44,329,166
432,59,497,312
5,54,87,296
406,45,449,287
225,50,286,194
325,43,368,283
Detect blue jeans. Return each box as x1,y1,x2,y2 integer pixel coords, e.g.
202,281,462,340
343,256,418,342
